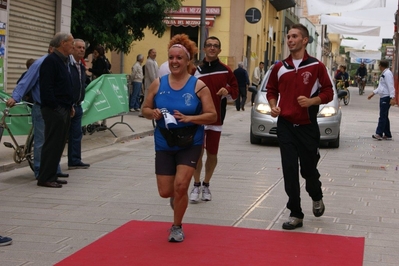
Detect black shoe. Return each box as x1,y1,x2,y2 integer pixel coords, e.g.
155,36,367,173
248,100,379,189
312,199,325,217
282,217,303,230
37,181,62,188
55,179,68,185
57,173,69,178
68,162,90,170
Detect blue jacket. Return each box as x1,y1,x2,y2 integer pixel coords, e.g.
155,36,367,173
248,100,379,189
233,67,250,88
11,54,48,104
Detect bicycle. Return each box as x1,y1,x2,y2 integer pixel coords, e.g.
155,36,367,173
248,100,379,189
356,76,366,95
336,80,350,105
0,96,34,171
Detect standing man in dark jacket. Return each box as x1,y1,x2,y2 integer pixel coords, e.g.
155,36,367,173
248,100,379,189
266,24,333,229
67,39,90,170
37,32,74,188
233,62,250,111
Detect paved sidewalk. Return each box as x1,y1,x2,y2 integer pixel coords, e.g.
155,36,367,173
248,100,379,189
0,110,155,173
0,86,399,265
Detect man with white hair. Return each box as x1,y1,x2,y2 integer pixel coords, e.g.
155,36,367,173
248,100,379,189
233,62,249,111
37,32,75,188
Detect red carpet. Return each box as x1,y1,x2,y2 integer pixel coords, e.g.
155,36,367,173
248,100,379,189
56,220,364,266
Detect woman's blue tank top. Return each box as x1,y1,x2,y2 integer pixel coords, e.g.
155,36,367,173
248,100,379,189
154,75,204,151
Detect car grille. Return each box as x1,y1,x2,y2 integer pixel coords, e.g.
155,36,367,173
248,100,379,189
269,127,277,135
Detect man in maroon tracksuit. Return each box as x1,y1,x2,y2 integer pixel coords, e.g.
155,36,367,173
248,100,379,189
266,24,333,230
189,36,239,203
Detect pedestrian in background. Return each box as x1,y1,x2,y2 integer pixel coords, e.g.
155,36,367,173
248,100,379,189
189,36,238,203
37,32,75,188
130,54,144,112
251,61,264,105
368,60,396,140
88,44,110,127
142,34,216,242
233,62,249,111
88,45,109,80
266,24,333,230
67,39,90,170
17,58,35,104
139,48,158,117
6,41,67,179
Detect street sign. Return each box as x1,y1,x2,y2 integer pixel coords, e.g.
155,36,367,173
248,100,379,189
245,8,261,24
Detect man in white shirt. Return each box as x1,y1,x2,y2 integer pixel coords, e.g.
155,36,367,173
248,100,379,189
130,54,144,111
251,61,264,105
368,60,396,140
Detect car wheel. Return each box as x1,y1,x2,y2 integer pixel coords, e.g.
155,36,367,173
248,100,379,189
250,128,262,144
328,134,340,148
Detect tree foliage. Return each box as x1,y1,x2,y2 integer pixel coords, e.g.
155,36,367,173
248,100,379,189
71,0,182,55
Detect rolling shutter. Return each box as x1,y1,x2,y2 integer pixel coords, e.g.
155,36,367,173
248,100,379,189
7,0,56,92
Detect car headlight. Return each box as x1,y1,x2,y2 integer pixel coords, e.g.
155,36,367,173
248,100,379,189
255,103,271,114
318,106,337,117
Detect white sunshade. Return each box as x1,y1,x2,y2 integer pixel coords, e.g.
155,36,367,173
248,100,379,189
340,39,365,49
307,0,386,15
327,24,381,36
320,15,363,26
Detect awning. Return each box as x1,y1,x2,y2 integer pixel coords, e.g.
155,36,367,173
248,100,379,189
163,15,215,28
269,0,296,11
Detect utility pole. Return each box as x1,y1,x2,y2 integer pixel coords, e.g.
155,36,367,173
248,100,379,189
199,0,206,61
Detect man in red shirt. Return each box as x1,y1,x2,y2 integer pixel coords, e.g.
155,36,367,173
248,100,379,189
266,24,333,230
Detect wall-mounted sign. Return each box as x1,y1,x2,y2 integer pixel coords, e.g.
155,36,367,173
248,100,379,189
169,6,221,16
245,8,261,24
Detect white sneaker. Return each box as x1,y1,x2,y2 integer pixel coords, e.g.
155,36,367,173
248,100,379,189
189,186,201,203
201,186,212,201
168,225,184,242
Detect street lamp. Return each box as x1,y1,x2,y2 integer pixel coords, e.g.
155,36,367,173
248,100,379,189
199,0,206,61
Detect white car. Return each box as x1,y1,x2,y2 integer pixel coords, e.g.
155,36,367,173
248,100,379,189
250,65,342,148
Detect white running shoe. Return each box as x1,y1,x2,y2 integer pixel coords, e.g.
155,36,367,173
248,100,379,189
201,186,212,201
168,225,184,242
189,186,201,203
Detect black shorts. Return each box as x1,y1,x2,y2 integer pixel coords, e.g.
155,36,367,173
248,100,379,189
155,145,202,175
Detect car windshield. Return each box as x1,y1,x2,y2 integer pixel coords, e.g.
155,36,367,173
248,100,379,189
260,65,274,92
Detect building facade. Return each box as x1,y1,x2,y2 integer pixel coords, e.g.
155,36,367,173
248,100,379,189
118,0,296,81
0,0,71,93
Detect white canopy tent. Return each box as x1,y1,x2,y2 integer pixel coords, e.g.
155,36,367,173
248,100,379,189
340,39,365,49
346,49,382,64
